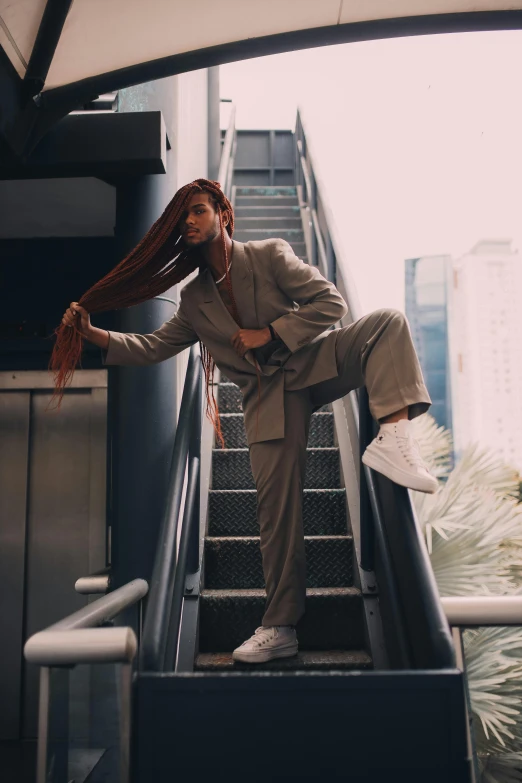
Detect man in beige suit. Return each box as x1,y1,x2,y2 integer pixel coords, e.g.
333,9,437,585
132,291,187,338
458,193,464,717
63,187,436,664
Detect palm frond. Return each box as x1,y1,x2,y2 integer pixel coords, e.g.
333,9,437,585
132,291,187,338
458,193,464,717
479,752,522,783
407,414,522,781
410,413,454,479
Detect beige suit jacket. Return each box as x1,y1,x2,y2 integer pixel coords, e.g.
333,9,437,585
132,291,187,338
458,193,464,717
102,238,348,445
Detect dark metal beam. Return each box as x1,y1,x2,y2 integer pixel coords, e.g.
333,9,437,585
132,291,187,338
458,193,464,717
0,111,167,180
24,0,75,97
0,45,25,164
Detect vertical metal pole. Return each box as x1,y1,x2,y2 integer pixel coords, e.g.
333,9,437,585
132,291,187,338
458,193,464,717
269,130,275,186
310,171,318,267
359,387,375,572
207,67,221,181
36,668,50,783
119,662,133,783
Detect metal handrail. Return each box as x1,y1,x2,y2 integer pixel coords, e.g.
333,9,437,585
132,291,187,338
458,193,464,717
295,107,455,670
218,102,236,197
439,596,522,783
442,595,522,627
140,344,203,672
24,578,148,665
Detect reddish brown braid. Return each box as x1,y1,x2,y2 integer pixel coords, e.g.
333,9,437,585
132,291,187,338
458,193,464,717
48,178,263,448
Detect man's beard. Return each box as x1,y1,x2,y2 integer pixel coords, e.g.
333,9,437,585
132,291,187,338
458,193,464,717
185,225,220,249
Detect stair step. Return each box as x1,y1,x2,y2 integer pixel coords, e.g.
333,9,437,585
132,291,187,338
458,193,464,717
235,186,297,197
212,448,341,490
198,587,365,652
204,535,353,590
235,217,302,230
220,411,334,448
235,205,301,218
208,488,347,536
234,229,304,243
235,196,299,207
195,649,373,671
216,381,332,413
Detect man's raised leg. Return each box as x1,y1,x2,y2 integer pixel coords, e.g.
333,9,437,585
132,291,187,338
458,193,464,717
307,308,438,493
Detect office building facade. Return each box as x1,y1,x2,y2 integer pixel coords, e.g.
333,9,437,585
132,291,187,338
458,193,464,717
451,240,522,472
405,255,454,432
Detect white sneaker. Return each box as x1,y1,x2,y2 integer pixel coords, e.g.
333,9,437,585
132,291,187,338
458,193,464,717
232,625,298,663
361,419,439,494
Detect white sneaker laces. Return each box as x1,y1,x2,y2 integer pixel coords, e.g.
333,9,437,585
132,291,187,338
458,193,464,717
250,626,278,647
396,434,428,471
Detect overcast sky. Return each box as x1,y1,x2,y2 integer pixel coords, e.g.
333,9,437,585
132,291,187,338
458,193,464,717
220,30,522,313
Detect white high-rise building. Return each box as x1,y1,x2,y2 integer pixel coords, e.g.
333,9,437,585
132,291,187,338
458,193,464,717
450,240,522,472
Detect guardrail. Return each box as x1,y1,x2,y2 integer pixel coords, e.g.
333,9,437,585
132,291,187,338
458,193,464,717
24,578,149,783
440,596,522,783
295,107,455,671
140,344,203,672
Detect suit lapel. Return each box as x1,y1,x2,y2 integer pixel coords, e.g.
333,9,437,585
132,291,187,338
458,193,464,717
198,241,259,369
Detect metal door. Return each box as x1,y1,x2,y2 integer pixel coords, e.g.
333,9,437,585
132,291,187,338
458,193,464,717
0,370,108,739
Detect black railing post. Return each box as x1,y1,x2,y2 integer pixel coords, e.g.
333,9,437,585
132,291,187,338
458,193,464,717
187,370,202,575
166,455,200,669
310,171,318,267
358,387,375,572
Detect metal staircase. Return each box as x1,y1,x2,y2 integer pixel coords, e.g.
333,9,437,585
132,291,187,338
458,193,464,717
131,127,471,783
193,144,373,671
196,375,372,671
232,185,307,260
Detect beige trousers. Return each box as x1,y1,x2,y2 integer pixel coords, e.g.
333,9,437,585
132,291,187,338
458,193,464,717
248,308,432,627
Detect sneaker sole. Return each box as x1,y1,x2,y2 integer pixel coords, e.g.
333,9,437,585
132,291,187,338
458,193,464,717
232,643,298,664
362,449,438,494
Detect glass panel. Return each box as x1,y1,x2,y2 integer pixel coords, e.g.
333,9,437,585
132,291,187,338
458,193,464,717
41,662,131,783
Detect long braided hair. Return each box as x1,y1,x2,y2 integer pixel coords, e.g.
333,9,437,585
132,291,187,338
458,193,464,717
48,178,261,448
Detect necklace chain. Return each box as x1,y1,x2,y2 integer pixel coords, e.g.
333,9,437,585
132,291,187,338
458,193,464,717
214,259,232,285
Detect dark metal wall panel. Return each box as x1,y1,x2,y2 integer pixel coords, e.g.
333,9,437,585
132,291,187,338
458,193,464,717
0,391,30,740
273,130,294,168
234,131,270,168
22,389,97,736
233,130,295,188
0,372,108,740
274,169,295,186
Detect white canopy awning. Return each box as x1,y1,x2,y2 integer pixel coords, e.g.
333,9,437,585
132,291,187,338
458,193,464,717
1,0,521,157
2,0,522,90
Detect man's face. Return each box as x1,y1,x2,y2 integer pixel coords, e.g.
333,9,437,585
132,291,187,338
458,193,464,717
178,192,224,248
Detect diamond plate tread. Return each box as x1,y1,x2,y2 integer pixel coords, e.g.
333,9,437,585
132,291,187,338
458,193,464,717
217,382,332,413
208,488,347,536
212,448,340,490
204,535,353,590
195,649,373,672
220,411,334,448
198,587,364,652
